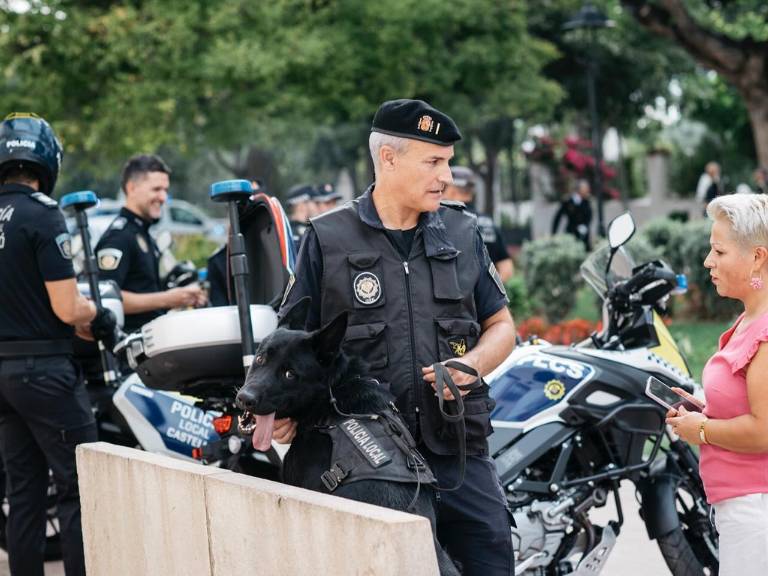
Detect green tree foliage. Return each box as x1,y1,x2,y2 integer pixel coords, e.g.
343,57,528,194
0,0,562,199
621,0,768,167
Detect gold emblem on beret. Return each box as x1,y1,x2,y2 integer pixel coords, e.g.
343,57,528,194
544,379,566,401
417,115,434,133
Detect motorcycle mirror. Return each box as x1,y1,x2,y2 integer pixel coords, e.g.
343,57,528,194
607,212,635,249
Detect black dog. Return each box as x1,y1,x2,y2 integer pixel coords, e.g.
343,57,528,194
236,298,459,576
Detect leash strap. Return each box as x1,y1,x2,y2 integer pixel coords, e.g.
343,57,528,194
432,360,481,491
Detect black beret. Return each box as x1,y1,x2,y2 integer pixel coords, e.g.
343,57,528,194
286,184,316,205
371,99,461,146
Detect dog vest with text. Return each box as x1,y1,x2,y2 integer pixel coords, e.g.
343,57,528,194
314,405,438,492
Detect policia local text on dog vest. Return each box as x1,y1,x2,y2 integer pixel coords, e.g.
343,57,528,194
311,198,496,456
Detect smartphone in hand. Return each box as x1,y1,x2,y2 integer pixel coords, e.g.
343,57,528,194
645,376,703,412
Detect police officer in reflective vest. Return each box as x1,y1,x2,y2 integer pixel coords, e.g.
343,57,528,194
278,99,517,574
0,113,115,576
95,154,206,333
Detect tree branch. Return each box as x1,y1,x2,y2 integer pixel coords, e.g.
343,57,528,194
621,0,761,87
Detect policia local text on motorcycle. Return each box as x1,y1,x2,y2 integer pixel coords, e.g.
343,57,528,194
0,113,116,576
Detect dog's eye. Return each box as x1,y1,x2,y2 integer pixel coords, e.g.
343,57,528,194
284,369,296,380
255,354,265,366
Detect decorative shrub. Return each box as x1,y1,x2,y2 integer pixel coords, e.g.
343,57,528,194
171,234,222,269
639,217,687,273
520,234,587,322
505,275,533,320
517,316,601,345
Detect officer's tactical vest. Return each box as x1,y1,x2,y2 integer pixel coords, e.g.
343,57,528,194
312,199,496,456
314,404,437,492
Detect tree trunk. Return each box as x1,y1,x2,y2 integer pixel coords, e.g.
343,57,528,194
623,0,768,168
745,90,768,168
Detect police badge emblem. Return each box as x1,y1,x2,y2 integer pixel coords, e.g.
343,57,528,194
97,248,123,271
55,233,72,259
353,272,382,305
544,379,566,401
448,337,467,357
136,234,149,253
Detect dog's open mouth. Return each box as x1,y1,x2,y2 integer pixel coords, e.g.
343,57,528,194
238,410,276,452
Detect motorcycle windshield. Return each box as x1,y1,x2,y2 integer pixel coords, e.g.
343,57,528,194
580,245,635,299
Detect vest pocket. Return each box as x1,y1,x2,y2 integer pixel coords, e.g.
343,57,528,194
429,256,462,301
343,322,388,369
436,392,496,445
348,252,386,309
435,318,481,360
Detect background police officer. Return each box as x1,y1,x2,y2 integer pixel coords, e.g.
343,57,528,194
95,154,206,333
313,182,342,215
0,113,115,576
443,165,514,283
285,183,317,251
277,99,517,575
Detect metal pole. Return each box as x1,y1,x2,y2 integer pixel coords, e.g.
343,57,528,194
586,31,605,238
71,201,119,385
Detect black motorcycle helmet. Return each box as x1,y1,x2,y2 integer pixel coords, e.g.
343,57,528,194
0,112,63,195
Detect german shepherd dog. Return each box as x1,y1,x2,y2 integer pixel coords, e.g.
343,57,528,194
236,298,459,576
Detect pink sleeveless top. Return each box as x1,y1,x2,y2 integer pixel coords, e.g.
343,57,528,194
700,312,768,503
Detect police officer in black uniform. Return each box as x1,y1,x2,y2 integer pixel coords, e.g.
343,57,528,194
0,113,115,576
276,100,517,575
444,166,514,283
314,182,343,215
551,179,593,251
285,183,317,251
95,154,205,333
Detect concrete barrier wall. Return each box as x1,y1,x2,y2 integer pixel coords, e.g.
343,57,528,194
77,443,439,576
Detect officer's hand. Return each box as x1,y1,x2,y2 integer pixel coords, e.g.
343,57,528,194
90,307,118,349
75,324,94,341
165,284,206,309
422,358,477,401
272,417,297,444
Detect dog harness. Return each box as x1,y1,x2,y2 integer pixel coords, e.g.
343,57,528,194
314,403,437,494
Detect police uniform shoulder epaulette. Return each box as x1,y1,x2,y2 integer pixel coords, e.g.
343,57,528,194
108,216,127,231
440,199,466,211
29,192,58,208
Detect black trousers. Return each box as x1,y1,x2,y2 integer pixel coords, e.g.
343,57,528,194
424,448,514,576
0,355,97,576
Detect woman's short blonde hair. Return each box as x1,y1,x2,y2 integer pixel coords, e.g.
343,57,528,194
707,193,768,249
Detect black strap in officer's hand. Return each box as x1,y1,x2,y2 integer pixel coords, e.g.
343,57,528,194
432,360,482,491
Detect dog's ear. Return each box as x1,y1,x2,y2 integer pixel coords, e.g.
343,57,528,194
278,296,312,331
310,311,348,365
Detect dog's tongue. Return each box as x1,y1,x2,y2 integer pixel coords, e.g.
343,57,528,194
251,412,276,451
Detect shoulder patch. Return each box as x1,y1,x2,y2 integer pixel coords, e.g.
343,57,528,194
440,199,466,211
30,192,58,208
110,217,127,231
489,262,507,297
98,248,123,271
55,233,72,259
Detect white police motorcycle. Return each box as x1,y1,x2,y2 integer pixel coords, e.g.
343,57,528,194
487,213,718,575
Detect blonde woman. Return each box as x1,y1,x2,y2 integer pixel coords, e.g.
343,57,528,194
668,193,768,575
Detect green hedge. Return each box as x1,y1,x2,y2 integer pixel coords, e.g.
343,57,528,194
520,234,586,322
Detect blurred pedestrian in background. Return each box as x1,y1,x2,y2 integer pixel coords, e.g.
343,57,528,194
551,178,592,251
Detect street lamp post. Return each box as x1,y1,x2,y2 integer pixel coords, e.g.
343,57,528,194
564,3,613,238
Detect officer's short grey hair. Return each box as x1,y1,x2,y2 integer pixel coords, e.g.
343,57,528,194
369,132,410,173
707,193,768,249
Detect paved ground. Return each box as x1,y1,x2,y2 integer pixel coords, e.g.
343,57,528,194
0,482,671,575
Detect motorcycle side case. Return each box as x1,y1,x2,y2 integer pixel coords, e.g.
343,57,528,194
128,305,278,394
112,374,221,461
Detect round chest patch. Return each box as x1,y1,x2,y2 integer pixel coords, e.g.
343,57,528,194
353,272,382,305
544,379,566,401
